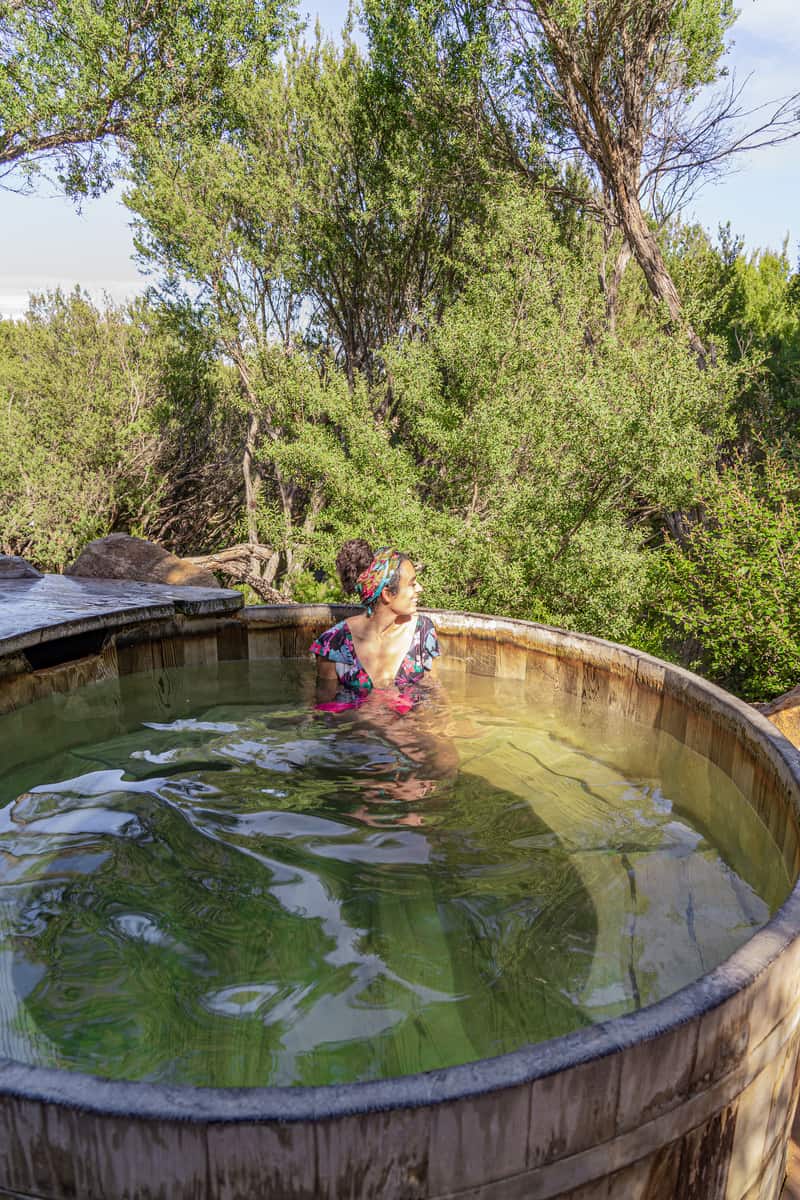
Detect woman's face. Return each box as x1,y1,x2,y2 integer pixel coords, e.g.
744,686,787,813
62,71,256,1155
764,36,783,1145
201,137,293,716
384,558,422,617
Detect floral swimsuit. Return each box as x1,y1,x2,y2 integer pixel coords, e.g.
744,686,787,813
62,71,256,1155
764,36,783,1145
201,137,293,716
310,615,440,695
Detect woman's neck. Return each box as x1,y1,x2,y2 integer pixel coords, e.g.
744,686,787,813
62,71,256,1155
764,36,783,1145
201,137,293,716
366,606,413,639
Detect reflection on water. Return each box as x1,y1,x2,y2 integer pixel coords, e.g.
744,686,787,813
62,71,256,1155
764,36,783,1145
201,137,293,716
0,660,789,1086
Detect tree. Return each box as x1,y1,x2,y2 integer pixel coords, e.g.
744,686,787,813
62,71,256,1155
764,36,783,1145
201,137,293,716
0,291,157,566
366,1,800,354
651,450,800,701
383,187,736,640
287,29,492,385
492,0,736,357
0,0,292,195
125,27,489,589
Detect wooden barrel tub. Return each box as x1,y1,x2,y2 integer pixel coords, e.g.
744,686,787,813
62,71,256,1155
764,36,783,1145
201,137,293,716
1,595,800,1200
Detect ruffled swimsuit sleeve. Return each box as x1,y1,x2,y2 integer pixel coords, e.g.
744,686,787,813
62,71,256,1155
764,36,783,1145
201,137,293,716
310,621,372,692
419,615,441,670
395,615,440,687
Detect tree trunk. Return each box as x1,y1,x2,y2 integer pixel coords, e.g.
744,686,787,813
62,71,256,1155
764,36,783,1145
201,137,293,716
242,412,262,575
614,185,707,366
282,487,325,591
529,4,709,366
599,239,632,334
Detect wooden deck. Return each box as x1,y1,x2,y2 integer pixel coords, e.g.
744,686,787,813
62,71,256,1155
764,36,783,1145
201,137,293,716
0,573,241,658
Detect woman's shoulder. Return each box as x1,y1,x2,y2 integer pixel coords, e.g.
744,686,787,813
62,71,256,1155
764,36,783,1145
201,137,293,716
416,613,440,661
310,620,355,661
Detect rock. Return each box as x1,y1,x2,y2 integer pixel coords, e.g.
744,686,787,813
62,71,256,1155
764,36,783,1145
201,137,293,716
756,685,800,748
66,534,219,589
0,555,43,580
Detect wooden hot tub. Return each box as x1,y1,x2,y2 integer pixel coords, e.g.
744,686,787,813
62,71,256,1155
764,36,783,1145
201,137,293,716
0,586,799,1199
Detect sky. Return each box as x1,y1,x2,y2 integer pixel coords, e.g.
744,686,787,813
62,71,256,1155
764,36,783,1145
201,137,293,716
1,0,798,320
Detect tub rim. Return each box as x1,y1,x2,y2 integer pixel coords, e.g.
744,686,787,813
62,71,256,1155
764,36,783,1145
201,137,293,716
2,602,800,1123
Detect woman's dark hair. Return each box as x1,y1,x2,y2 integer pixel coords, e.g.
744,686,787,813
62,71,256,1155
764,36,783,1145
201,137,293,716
384,554,412,596
335,539,374,595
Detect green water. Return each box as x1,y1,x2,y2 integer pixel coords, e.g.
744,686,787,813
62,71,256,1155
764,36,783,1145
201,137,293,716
0,661,790,1086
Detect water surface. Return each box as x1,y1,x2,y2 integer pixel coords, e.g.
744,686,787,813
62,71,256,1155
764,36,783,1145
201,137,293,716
0,660,788,1085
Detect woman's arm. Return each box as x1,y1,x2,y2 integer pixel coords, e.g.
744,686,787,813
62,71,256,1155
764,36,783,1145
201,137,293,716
315,659,340,704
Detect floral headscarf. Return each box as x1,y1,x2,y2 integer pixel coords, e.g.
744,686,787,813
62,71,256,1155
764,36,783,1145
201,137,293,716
356,547,403,615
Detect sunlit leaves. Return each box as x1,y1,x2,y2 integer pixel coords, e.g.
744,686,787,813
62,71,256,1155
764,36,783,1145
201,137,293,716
0,0,294,194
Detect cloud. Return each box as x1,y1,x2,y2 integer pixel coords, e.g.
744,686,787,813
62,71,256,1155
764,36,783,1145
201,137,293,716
0,295,31,320
0,278,147,321
732,0,800,52
684,11,799,255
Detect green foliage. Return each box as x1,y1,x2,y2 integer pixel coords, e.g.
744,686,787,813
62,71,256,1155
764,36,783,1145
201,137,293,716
289,571,343,604
651,452,800,701
0,291,230,569
223,345,429,577
0,0,293,194
382,189,736,640
0,291,162,567
668,223,800,434
669,0,736,90
3,5,800,702
721,243,800,425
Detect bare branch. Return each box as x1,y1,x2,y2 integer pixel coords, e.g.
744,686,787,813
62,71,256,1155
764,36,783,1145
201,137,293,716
640,74,800,220
185,543,287,602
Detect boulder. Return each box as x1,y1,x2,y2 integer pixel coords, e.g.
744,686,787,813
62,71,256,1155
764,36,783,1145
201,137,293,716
756,686,800,748
66,534,219,589
0,555,43,580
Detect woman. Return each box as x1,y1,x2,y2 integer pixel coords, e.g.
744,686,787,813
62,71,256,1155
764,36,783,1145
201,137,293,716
310,542,440,705
310,541,452,824
309,545,476,1073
